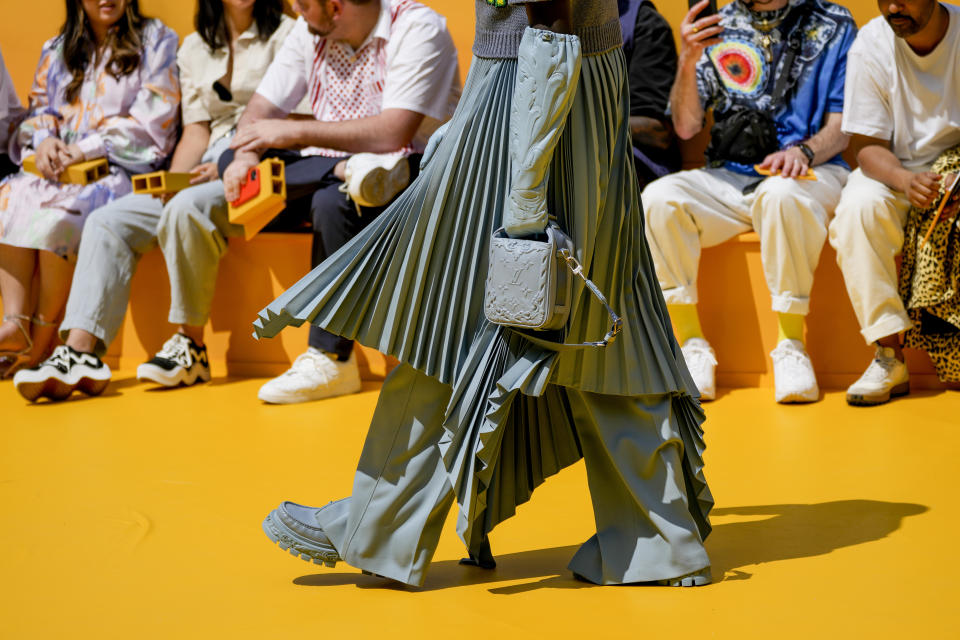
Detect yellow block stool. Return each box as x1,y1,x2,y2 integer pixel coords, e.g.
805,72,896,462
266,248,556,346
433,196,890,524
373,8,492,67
131,171,194,195
227,158,286,240
22,155,109,185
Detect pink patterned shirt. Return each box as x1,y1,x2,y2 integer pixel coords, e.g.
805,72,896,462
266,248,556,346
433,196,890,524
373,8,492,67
255,0,460,158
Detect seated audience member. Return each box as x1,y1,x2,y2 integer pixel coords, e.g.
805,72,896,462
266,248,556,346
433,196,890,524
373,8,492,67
220,0,460,405
829,0,960,406
13,0,298,402
619,0,681,189
0,47,25,180
897,144,960,385
0,0,179,381
641,0,856,403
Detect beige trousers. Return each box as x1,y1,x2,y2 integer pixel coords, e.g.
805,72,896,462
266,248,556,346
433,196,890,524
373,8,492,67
828,168,913,344
641,164,849,315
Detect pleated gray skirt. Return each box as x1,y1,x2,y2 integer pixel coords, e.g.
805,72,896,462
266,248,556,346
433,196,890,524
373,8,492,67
254,51,713,552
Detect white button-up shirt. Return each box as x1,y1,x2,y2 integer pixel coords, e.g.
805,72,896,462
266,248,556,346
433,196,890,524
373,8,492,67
256,0,460,157
178,15,303,150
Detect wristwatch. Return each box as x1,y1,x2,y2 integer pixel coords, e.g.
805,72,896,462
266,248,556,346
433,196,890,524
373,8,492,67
795,143,815,164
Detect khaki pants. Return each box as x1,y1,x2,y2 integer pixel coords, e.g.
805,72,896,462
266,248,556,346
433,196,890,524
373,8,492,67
60,182,242,355
828,168,913,344
641,165,849,315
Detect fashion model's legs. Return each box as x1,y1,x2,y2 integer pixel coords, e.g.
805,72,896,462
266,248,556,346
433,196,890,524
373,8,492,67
157,180,241,345
60,195,162,356
566,389,710,585
314,364,455,586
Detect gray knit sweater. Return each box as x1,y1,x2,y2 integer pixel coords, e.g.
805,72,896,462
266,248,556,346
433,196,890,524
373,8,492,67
473,0,622,59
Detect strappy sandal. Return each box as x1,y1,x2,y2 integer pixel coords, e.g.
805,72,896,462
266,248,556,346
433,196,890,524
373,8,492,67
0,314,33,379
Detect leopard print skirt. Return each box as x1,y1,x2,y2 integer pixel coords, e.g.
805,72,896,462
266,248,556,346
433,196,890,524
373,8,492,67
899,144,960,382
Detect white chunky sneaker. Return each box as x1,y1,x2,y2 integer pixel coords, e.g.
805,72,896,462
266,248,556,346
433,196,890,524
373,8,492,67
770,339,819,404
137,333,211,388
681,338,717,401
339,153,410,209
258,348,362,404
846,346,910,407
13,345,111,402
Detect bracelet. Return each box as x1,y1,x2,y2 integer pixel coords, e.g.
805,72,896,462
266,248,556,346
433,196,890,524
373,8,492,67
795,143,815,164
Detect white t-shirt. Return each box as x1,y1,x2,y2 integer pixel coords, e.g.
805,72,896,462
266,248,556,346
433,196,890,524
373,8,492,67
842,3,960,171
0,46,25,156
256,0,460,157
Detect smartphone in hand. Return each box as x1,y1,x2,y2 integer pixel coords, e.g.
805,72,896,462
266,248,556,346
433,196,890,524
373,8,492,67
688,0,718,19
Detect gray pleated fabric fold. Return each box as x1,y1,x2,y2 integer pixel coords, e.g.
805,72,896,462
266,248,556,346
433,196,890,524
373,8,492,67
253,52,697,399
252,50,712,553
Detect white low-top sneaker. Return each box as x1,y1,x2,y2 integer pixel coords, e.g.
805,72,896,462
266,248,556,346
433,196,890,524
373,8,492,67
770,339,819,404
846,346,909,406
137,333,211,388
258,348,362,404
340,153,410,209
13,345,111,402
681,338,717,401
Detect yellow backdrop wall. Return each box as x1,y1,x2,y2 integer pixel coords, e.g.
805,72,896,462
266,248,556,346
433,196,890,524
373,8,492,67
0,1,916,103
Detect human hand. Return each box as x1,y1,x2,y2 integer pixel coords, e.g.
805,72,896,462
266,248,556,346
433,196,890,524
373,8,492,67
903,171,942,209
941,172,960,216
758,147,810,179
223,153,259,202
230,119,299,154
189,162,219,185
420,120,449,171
34,137,69,180
57,143,85,168
679,0,723,66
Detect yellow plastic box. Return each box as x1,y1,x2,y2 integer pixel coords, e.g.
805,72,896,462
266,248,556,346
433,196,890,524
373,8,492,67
22,155,109,185
227,158,286,240
131,171,194,195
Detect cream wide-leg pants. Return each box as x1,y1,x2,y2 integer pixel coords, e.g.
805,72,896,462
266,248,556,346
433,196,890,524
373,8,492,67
827,168,913,344
641,164,849,315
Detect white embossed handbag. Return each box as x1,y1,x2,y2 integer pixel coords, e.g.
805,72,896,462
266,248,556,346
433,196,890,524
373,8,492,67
483,223,622,349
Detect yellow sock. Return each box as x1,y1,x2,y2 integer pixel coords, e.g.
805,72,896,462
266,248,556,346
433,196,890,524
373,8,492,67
668,304,704,345
777,313,805,343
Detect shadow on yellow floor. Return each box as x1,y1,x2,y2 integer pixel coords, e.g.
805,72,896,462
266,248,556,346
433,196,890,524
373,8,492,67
289,500,927,594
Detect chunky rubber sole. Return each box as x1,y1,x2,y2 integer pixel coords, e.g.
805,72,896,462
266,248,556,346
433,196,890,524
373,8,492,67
257,377,362,404
357,158,409,207
655,569,713,587
262,511,340,567
573,567,712,587
16,375,109,403
137,362,211,388
846,380,910,407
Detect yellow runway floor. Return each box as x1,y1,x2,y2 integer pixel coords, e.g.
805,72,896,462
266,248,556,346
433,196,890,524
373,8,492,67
1,373,957,638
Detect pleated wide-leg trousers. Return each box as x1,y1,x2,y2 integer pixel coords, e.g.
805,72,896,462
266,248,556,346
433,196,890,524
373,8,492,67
315,363,710,587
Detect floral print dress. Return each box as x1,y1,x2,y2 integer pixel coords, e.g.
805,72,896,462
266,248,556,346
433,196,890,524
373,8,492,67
0,19,180,261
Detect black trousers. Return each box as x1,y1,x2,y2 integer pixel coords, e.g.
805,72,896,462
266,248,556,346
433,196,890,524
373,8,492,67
218,149,419,360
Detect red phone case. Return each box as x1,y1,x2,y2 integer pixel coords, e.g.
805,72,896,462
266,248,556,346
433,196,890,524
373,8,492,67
232,167,261,207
